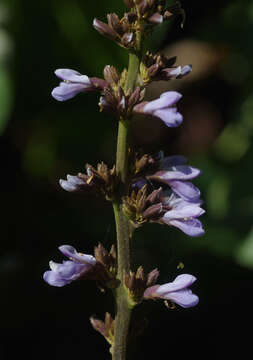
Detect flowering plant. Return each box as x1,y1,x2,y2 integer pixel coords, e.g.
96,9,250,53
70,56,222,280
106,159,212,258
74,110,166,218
44,1,205,359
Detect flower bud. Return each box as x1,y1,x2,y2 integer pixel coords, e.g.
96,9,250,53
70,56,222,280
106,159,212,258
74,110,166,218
103,65,120,85
90,313,114,345
124,0,135,8
93,18,118,40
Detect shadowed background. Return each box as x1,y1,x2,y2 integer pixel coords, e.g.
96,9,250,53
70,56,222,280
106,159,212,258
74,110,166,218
1,0,253,359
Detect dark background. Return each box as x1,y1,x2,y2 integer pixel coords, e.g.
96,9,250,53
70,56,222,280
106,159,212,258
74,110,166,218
1,0,253,358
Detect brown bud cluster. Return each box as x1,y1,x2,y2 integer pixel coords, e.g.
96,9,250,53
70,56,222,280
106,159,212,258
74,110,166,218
90,312,115,345
93,13,136,49
60,162,120,201
81,162,119,201
140,51,177,84
124,0,184,26
132,152,160,175
125,267,159,305
81,244,117,288
141,52,192,86
100,65,145,118
93,2,185,51
94,243,117,283
123,183,166,226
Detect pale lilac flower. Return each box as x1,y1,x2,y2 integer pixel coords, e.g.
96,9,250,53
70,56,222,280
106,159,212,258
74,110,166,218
52,69,97,101
133,91,183,127
59,174,87,192
162,65,192,80
161,193,205,236
148,155,201,202
144,274,199,308
43,245,96,287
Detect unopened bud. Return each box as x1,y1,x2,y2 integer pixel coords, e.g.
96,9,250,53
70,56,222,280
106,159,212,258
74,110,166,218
142,203,163,220
90,313,114,345
121,32,134,47
146,268,160,287
148,13,163,24
103,65,120,85
124,0,135,8
93,18,118,40
107,13,120,32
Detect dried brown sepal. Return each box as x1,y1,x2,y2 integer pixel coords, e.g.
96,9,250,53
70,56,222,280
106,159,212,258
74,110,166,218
93,18,118,41
103,66,120,87
99,72,145,119
90,312,115,345
94,12,136,49
123,183,165,226
125,267,160,305
146,268,159,287
82,162,119,201
133,152,157,175
165,1,185,28
94,243,117,277
140,51,180,84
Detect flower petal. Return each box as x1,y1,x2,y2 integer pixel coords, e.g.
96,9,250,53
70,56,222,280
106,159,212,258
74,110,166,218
51,82,87,101
59,245,96,265
54,260,89,280
149,166,201,183
59,179,78,192
153,108,183,127
144,91,182,112
156,274,197,294
163,289,199,308
169,218,205,237
66,175,85,186
169,180,201,201
163,203,205,221
43,270,71,287
55,69,91,85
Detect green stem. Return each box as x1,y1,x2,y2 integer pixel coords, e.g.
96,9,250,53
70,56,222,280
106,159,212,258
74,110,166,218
116,119,129,185
112,203,132,360
112,50,141,360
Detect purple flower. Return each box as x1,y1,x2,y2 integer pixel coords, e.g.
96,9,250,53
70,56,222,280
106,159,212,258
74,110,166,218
52,69,97,101
148,155,201,202
161,65,192,80
161,193,205,237
59,174,87,192
144,274,199,308
133,91,183,127
43,245,96,287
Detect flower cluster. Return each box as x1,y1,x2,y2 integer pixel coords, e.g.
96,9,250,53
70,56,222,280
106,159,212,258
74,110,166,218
44,244,199,309
59,162,119,201
51,65,186,128
43,244,117,288
123,266,198,308
140,51,192,84
93,1,184,49
123,153,205,236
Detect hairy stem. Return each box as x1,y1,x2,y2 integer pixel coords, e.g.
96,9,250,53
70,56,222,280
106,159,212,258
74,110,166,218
112,50,141,360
